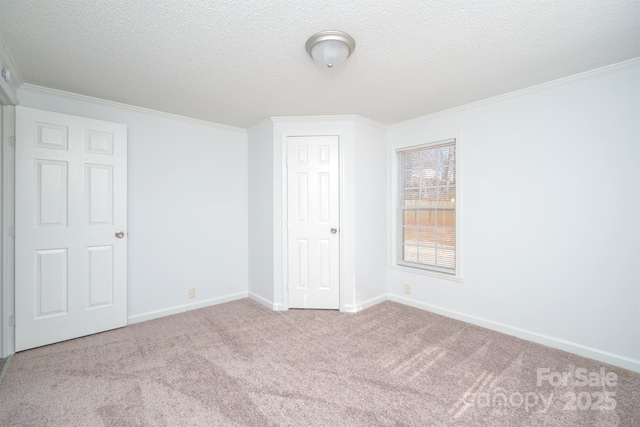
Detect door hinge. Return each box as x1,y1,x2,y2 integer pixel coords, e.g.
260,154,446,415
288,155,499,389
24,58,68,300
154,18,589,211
8,316,14,327
8,226,15,237
8,136,15,147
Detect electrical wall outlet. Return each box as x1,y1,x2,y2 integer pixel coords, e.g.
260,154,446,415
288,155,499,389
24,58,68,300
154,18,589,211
404,284,411,295
188,288,196,299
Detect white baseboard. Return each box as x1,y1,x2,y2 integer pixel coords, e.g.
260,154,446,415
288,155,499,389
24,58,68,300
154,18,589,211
343,294,388,313
248,292,275,310
249,291,388,313
127,292,248,325
247,292,286,311
0,354,12,383
389,294,640,373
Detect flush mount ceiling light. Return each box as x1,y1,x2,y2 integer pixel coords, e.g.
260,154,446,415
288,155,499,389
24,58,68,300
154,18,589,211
305,30,356,68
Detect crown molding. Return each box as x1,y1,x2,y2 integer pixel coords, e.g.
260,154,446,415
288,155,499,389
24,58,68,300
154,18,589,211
389,57,640,130
19,84,247,133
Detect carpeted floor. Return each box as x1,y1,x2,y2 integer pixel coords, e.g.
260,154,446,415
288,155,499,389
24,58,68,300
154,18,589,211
0,299,638,426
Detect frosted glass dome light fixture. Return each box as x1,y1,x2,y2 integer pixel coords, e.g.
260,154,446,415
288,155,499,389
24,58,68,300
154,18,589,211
305,30,356,68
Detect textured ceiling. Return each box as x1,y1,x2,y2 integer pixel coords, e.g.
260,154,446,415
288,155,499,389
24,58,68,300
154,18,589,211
0,0,638,128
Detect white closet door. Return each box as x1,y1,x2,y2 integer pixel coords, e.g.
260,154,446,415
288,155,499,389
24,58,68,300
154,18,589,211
287,135,340,309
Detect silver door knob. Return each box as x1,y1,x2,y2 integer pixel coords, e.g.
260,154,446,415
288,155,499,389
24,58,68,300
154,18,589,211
331,228,338,234
115,231,125,238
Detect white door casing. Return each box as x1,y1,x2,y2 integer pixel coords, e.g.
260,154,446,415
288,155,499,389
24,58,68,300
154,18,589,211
2,105,16,358
15,106,127,351
287,135,340,309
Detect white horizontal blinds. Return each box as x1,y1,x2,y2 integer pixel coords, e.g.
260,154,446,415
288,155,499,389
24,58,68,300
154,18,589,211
398,139,456,273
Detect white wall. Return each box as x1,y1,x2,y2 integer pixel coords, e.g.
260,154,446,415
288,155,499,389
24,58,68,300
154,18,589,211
0,36,22,105
247,120,275,306
353,120,388,309
18,86,249,322
387,61,640,371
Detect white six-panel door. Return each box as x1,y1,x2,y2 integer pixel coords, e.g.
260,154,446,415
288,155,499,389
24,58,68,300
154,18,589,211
15,107,127,351
287,135,340,309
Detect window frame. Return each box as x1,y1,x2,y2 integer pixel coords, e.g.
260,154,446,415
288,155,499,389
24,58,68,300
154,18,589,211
390,134,463,281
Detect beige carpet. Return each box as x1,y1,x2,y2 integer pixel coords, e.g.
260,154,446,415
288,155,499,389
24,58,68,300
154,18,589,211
0,299,638,426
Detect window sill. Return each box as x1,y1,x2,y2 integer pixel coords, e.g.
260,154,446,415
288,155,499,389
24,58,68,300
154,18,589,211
389,264,464,283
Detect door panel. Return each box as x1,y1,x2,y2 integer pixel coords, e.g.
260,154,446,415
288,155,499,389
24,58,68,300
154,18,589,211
36,248,67,317
86,245,114,308
86,164,113,225
37,160,68,226
287,135,340,309
15,106,127,351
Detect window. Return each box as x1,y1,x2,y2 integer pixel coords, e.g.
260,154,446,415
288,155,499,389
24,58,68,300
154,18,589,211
397,138,457,274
